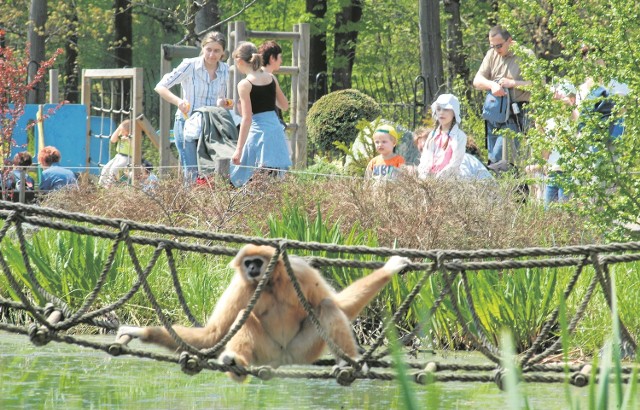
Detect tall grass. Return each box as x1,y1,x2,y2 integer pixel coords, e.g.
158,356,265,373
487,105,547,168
2,205,639,359
0,227,232,327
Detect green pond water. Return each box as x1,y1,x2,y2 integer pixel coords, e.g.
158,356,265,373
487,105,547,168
0,331,608,409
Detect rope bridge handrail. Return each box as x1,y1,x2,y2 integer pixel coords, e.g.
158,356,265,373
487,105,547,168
0,200,638,387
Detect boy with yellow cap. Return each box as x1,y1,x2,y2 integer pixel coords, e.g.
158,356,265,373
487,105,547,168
365,124,405,180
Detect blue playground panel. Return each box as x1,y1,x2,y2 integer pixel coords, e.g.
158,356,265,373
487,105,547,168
8,104,115,175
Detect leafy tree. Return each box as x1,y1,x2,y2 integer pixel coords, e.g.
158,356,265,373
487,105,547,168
500,0,640,239
0,33,62,160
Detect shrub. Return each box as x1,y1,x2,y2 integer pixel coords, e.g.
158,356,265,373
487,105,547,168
295,155,345,182
307,89,382,155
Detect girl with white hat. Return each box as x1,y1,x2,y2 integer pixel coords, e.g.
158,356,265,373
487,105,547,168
417,94,468,178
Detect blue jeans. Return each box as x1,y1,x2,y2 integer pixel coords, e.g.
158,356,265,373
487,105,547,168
173,116,198,182
609,117,625,140
486,111,527,164
544,172,568,207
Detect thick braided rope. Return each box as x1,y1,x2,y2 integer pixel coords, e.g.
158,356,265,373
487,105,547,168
6,201,640,260
126,240,210,356
53,227,127,331
360,262,436,363
13,215,77,324
373,262,454,359
3,200,640,383
165,247,202,327
459,270,501,358
440,268,501,364
527,268,601,366
590,253,638,353
2,321,636,386
279,245,359,369
200,246,283,358
519,256,588,367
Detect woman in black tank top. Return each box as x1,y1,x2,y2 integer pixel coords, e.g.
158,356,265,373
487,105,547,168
248,81,277,114
229,42,292,187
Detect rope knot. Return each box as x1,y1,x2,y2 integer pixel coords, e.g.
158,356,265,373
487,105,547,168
415,362,438,385
334,367,356,386
493,368,507,391
119,222,131,238
570,364,592,387
28,323,52,347
494,367,521,391
43,303,56,317
179,351,203,375
256,366,274,381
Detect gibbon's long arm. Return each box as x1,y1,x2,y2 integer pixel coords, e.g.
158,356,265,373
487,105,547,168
117,275,254,351
334,256,408,320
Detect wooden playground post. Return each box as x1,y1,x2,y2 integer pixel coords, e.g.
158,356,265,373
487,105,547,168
81,68,143,175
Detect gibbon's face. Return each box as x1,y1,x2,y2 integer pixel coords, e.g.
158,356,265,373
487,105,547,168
241,256,270,283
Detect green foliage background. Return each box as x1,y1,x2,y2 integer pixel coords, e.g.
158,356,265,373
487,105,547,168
307,88,381,155
3,0,640,239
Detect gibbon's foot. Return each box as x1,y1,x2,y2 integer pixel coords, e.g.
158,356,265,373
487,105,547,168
220,351,238,367
331,358,368,375
220,351,248,382
384,256,411,275
332,359,350,376
116,325,144,339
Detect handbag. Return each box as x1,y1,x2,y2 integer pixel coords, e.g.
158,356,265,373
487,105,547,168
482,89,510,124
590,86,614,118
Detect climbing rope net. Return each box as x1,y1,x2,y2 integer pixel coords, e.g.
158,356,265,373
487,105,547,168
0,200,638,387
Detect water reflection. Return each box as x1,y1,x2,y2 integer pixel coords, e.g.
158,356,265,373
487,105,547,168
0,332,611,409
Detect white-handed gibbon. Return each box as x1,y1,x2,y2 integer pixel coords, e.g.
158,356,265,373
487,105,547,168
117,244,409,380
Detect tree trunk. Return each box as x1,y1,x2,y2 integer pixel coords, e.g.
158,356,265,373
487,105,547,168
27,0,47,104
64,6,79,103
418,0,444,106
114,0,132,111
332,0,363,91
444,0,469,98
306,0,328,99
195,0,220,40
114,0,132,68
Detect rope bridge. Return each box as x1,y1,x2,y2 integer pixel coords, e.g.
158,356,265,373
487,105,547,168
0,200,638,387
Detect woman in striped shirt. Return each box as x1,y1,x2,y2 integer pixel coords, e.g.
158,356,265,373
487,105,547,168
155,31,230,182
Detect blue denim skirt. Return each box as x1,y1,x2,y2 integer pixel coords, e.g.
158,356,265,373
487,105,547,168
230,111,292,187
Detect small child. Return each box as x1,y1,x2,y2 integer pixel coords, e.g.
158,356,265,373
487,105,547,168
365,124,405,180
417,94,467,178
140,159,158,192
99,119,132,187
4,152,36,203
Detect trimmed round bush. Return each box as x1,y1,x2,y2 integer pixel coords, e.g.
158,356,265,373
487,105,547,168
307,89,382,154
